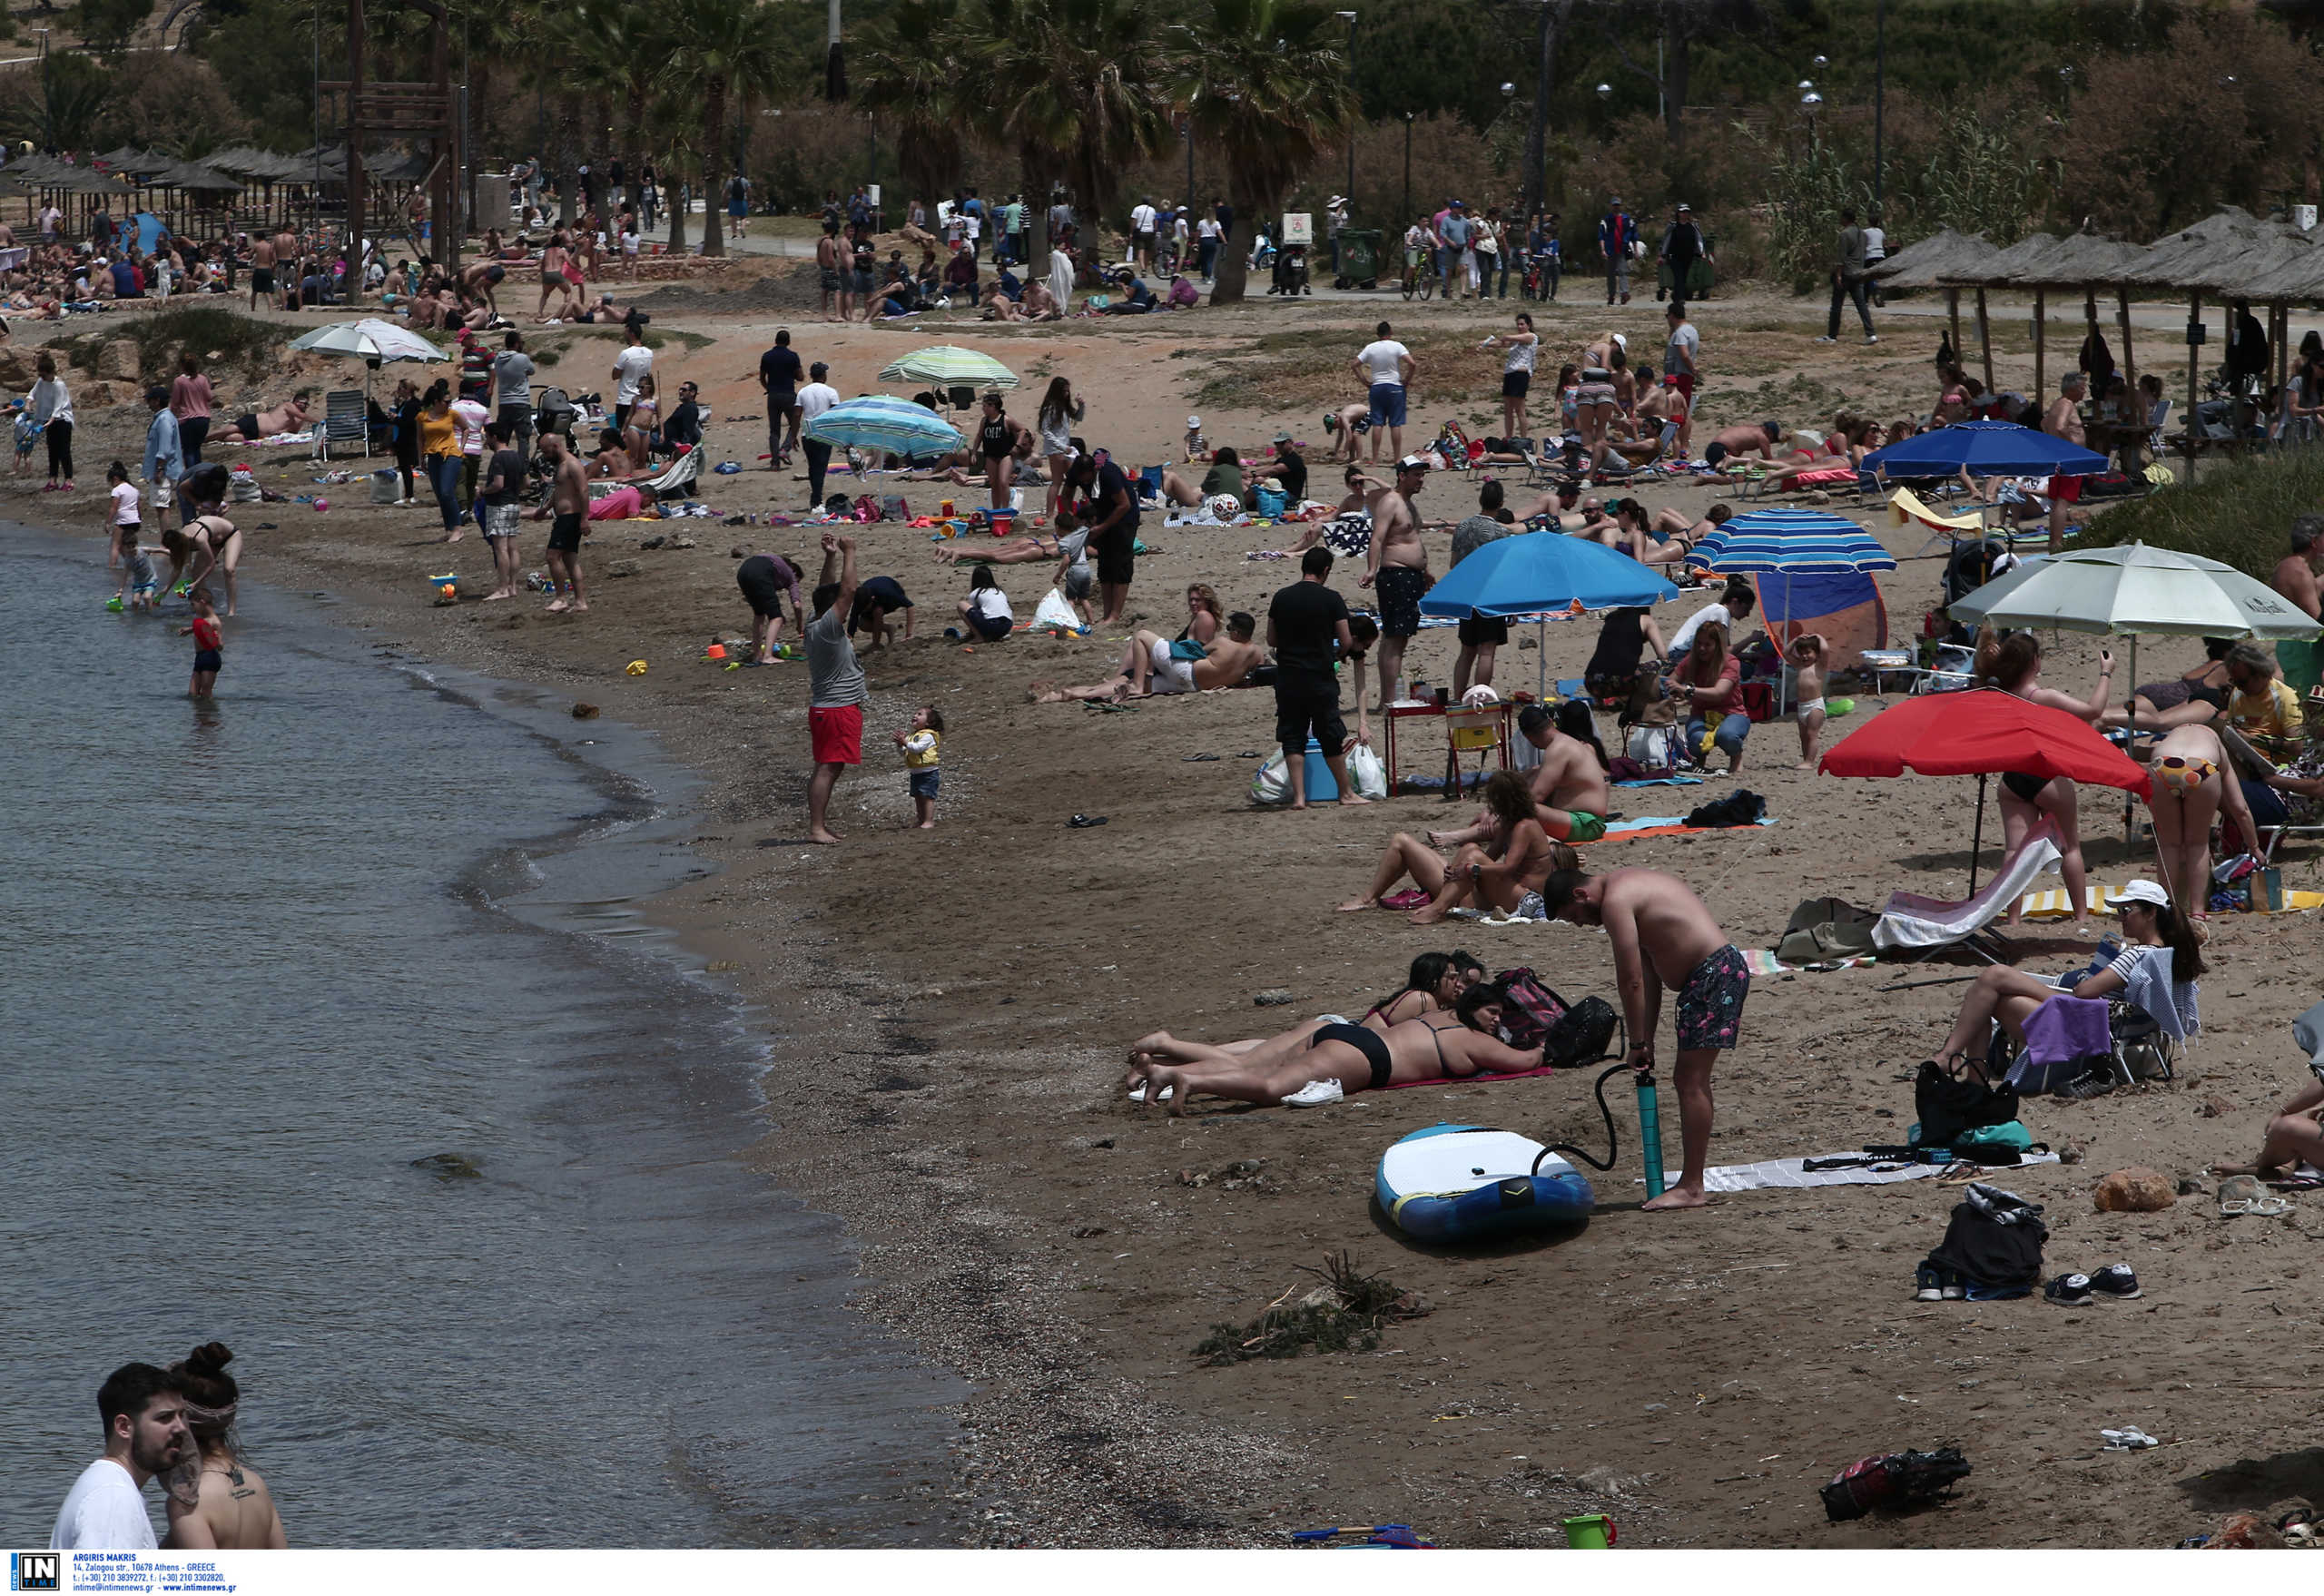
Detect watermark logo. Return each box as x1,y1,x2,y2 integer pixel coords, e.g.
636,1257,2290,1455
9,1552,60,1591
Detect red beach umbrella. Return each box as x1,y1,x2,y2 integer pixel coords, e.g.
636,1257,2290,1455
1818,689,2151,894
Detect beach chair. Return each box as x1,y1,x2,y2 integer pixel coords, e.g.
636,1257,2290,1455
1998,992,2181,1097
641,446,700,500
1871,817,2063,966
1889,485,1986,557
316,389,368,460
1440,702,1509,798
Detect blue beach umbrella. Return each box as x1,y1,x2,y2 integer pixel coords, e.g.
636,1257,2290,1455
1861,419,2109,479
803,395,963,458
1686,508,1898,576
1421,531,1678,695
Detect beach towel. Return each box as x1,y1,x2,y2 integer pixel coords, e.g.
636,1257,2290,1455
1679,1149,2059,1194
1582,813,1778,843
1614,775,1704,788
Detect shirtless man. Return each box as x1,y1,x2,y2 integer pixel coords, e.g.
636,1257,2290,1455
1030,613,1265,701
209,391,313,444
537,233,573,320
1433,702,1614,847
2272,515,2324,703
1361,456,1431,705
2043,372,2089,555
1324,398,1372,463
528,431,591,613
1544,866,1749,1210
249,234,278,310
816,226,846,321
271,228,298,288
1703,419,1783,468
458,259,507,320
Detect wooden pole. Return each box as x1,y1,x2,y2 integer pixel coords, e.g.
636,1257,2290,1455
2187,290,2201,485
2083,287,2099,384
2116,286,2136,407
1947,288,1961,364
2033,287,2046,402
1976,287,1994,393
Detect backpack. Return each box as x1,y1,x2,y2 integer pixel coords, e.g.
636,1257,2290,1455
1774,896,1879,964
1541,996,1620,1070
852,493,883,521
1820,1449,1972,1522
1912,1060,2021,1148
1492,968,1570,1051
1682,789,1766,829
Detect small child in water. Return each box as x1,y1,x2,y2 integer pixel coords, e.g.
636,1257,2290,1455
892,704,943,829
1789,632,1830,770
106,460,152,608
180,586,222,697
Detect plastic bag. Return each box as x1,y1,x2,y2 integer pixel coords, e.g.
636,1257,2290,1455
1029,586,1086,636
1250,748,1292,805
1345,740,1388,800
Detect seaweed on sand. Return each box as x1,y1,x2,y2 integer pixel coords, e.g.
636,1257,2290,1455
1192,1251,1428,1365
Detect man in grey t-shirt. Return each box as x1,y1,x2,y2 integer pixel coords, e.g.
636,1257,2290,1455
1449,478,1517,696
805,531,866,844
492,332,537,463
1819,206,1876,344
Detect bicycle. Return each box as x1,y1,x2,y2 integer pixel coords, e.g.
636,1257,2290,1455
1401,250,1436,301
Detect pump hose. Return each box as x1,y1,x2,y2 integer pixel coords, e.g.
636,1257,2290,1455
1530,1016,1633,1176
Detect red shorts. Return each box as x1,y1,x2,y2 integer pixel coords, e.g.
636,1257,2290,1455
2047,474,2083,504
1669,373,1696,402
809,704,863,765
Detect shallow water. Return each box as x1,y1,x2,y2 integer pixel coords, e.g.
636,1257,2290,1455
1,529,963,1547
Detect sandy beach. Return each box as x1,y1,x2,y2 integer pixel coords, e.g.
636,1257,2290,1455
32,259,2324,1549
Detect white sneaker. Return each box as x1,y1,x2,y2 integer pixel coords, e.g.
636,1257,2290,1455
1283,1079,1345,1108
1864,334,1880,345
1812,335,1837,344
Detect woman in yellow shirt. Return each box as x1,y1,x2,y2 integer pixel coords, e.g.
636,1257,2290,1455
2226,638,2305,755
419,380,464,541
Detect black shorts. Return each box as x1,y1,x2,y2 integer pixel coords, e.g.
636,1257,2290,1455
1096,525,1136,586
547,509,584,553
236,414,259,439
737,557,787,617
1274,671,1347,763
496,403,534,438
1502,369,1532,399
1374,564,1433,637
1459,612,1508,646
192,648,222,675
968,609,1012,641
1314,1021,1393,1092
2000,770,2049,803
251,270,274,292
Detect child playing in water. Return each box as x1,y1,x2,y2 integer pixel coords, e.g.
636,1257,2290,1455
893,704,943,828
1789,631,1829,770
107,460,144,604
180,586,222,696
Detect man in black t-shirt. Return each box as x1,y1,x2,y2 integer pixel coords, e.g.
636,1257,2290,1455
758,329,805,468
1069,451,1141,622
1266,547,1368,809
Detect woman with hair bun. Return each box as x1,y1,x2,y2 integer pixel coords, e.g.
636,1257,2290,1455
162,1343,289,1549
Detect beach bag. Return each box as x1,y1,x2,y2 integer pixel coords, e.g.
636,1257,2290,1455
1542,996,1620,1069
1345,741,1388,801
1029,586,1085,636
1912,1061,2021,1149
1821,1450,1971,1523
1682,790,1765,829
1775,896,1878,964
1249,747,1292,805
1625,724,1682,772
852,493,883,521
1493,969,1571,1051
1254,484,1288,518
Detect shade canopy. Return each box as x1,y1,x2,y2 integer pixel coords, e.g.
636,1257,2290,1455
1686,508,1898,575
290,319,447,363
877,345,1019,391
1419,530,1676,619
1819,690,2152,796
804,394,964,456
1867,228,2001,289
1862,419,2109,479
1947,541,2324,640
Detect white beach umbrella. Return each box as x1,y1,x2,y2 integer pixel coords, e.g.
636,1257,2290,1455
290,319,447,364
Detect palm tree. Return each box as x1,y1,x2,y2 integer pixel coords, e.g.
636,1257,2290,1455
1177,0,1355,304
857,0,970,218
553,5,668,218
663,0,788,257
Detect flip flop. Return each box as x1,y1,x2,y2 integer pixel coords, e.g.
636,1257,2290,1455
1068,813,1108,828
1182,753,1221,762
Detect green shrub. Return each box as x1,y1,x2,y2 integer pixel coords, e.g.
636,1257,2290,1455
58,302,293,382
2083,449,2324,581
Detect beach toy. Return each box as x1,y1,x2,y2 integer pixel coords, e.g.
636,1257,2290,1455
1374,1125,1595,1242
105,595,124,612
625,659,648,675
1826,695,1856,716
1561,1513,1618,1549
705,642,727,660
940,499,956,517
434,583,457,606
314,498,329,512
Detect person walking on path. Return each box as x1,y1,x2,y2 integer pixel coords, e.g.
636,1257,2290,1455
1267,547,1371,811
1817,207,1877,346
52,1364,191,1550
804,532,867,844
1598,197,1636,306
1544,866,1751,1211
797,360,840,507
1658,202,1708,302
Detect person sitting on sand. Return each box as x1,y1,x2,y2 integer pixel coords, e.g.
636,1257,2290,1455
1702,420,1783,469
1130,982,1546,1114
208,393,313,444
1029,612,1265,702
1542,865,1749,1210
1021,279,1061,320
1339,770,1574,919
1929,879,2201,1086
1126,950,1487,1086
1431,701,1612,847
2213,1004,2324,1182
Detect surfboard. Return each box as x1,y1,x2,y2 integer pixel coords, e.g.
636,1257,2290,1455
1375,1123,1595,1241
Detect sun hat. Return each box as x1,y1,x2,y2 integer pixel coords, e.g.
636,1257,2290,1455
1186,415,1202,429
2106,880,2170,910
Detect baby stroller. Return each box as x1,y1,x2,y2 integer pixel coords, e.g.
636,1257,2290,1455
1268,241,1310,296
535,385,578,449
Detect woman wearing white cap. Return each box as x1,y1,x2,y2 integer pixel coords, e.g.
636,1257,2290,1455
1926,877,2203,1085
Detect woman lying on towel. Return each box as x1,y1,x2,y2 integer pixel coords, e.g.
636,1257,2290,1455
1128,950,1487,1082
1337,772,1576,922
1027,613,1265,701
1129,981,1542,1113
1931,879,2202,1085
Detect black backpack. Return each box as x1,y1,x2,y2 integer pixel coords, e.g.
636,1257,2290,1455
1913,1060,2020,1148
1542,996,1620,1070
1820,1448,1973,1522
1683,789,1767,829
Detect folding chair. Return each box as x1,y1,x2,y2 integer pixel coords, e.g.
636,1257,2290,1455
316,389,368,460
1871,817,2062,966
1441,702,1510,799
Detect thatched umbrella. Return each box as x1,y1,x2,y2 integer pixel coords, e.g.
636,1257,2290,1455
2006,232,2143,404
2100,212,2285,480
1869,229,2002,367
1940,232,2065,393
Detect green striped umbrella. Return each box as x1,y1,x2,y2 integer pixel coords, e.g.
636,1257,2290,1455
877,344,1019,391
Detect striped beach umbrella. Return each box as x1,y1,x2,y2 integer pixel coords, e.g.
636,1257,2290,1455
804,395,964,458
1686,507,1898,576
877,345,1019,391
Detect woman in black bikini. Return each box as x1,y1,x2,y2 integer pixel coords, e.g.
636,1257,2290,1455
1980,629,2116,926
1123,950,1483,1087
975,390,1031,510
1132,983,1545,1113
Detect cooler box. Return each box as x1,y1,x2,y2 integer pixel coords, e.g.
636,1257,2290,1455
1300,738,1340,802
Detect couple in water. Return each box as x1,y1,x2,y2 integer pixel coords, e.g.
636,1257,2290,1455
1127,950,1546,1110
52,1344,287,1550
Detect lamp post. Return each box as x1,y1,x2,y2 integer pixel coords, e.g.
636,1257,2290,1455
1873,0,1886,204
1336,10,1356,221
1521,0,1552,222
1182,113,1194,222
1401,110,1413,225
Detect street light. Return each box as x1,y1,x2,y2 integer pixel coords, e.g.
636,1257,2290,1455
1519,0,1555,226
1402,110,1414,224
1335,10,1356,222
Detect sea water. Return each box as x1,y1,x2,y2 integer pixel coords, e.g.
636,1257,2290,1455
0,530,963,1546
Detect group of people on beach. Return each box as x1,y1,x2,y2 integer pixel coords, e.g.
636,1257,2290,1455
52,1349,287,1551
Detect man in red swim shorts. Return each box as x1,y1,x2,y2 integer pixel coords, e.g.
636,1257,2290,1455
803,531,867,844
2043,372,2090,555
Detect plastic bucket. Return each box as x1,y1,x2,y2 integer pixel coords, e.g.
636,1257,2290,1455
1561,1513,1617,1549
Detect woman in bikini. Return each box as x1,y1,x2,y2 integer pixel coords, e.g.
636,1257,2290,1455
1180,582,1224,646
1338,771,1564,916
537,232,574,320
1980,629,2116,925
2102,639,2233,732
2146,722,2258,923
162,1343,288,1550
1132,982,1545,1113
1125,951,1485,1089
174,465,243,616
975,390,1032,510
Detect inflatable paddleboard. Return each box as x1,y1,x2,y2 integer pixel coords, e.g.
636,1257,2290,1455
1376,1124,1595,1241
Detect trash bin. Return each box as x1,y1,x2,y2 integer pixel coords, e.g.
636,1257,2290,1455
1334,228,1382,291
